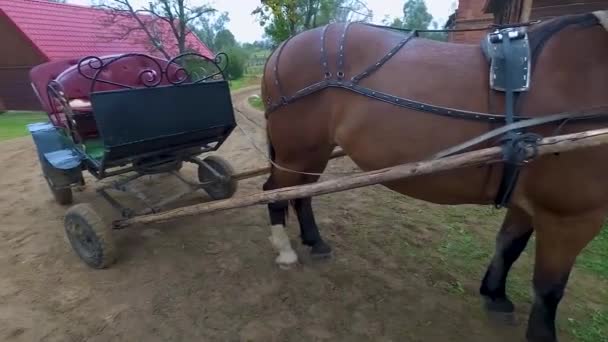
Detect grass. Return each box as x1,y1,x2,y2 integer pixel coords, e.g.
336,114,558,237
578,227,608,279
432,205,608,341
248,95,264,111
229,75,261,91
339,185,608,341
0,111,47,141
569,308,608,342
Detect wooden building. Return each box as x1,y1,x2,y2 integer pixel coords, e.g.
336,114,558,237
485,0,608,24
0,0,213,112
448,0,608,43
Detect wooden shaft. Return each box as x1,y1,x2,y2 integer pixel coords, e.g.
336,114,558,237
114,128,608,228
231,148,347,181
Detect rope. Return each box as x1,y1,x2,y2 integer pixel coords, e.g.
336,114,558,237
234,107,359,177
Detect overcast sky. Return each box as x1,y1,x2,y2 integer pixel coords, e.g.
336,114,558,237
68,0,457,43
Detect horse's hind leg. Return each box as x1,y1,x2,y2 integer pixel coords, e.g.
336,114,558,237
263,177,298,269
263,150,332,267
293,187,332,258
526,209,604,342
480,207,533,314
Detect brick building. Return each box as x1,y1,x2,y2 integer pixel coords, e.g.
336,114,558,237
446,0,494,43
448,0,608,44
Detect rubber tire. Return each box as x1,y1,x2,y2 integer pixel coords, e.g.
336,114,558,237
64,203,116,269
198,155,237,200
46,177,73,205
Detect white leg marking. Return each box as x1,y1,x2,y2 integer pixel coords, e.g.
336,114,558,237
593,10,608,32
269,225,298,268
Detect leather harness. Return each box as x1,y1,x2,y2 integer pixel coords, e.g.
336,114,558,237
264,22,606,208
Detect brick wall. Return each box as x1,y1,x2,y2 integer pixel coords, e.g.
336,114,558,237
449,0,495,44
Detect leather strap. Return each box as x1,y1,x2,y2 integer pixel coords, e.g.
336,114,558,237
433,108,608,159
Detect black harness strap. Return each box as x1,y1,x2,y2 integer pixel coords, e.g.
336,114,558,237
351,31,417,84
491,29,536,208
320,24,331,78
337,22,353,80
272,35,296,105
267,79,530,123
264,22,605,209
266,23,529,122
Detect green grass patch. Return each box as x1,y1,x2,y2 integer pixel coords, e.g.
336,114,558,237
432,205,608,340
578,225,608,279
0,111,47,141
248,95,264,111
568,308,608,342
229,75,261,91
318,185,607,341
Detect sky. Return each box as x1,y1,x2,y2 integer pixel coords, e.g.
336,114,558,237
68,0,457,43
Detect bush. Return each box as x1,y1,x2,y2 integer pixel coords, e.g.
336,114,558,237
225,46,247,80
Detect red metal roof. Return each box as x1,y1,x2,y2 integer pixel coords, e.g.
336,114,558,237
0,0,214,61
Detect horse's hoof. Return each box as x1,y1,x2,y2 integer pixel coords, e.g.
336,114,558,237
310,240,332,259
275,250,298,269
526,330,557,342
487,310,518,327
483,296,515,313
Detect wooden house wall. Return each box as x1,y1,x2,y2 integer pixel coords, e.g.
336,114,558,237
0,14,46,111
491,0,608,24
530,0,608,20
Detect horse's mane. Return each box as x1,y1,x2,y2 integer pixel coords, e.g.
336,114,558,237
527,12,600,68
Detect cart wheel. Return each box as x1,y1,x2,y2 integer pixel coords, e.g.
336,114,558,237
198,155,237,200
45,177,73,205
64,203,116,269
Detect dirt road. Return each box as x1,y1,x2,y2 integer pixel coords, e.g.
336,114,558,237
0,87,544,341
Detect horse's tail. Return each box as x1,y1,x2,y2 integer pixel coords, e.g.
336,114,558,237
263,106,292,217
266,121,276,165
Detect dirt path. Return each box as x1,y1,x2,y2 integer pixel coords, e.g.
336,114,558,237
0,87,546,341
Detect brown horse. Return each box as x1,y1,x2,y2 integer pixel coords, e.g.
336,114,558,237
260,11,608,342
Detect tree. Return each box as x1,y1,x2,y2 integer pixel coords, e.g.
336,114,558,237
253,0,372,45
96,0,216,58
401,0,432,30
213,29,237,52
225,46,247,79
212,29,244,79
383,0,447,42
194,11,230,52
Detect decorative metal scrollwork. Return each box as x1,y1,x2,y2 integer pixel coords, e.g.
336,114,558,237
77,52,229,93
166,52,229,85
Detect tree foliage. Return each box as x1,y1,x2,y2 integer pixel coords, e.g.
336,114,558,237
191,12,246,79
253,0,372,45
383,0,447,42
96,0,216,58
224,46,247,79
194,11,230,52
401,0,432,30
214,29,237,52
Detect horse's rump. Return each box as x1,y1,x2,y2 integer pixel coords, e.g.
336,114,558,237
261,13,608,209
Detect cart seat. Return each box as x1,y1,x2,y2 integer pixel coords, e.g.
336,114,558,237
29,58,80,128
32,54,184,142
69,99,92,111
54,54,180,102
